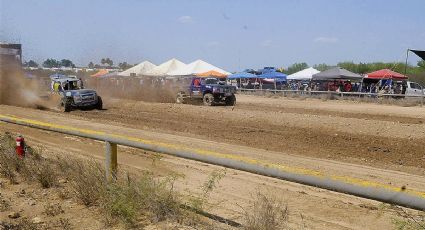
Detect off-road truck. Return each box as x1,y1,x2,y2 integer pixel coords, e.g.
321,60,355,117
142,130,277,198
175,77,236,106
50,74,102,112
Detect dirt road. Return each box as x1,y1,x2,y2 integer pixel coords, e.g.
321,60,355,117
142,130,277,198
1,95,425,229
74,95,425,172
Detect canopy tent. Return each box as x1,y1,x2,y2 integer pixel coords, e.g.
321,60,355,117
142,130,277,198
312,67,362,80
196,70,227,78
118,61,156,76
257,71,287,80
167,59,230,76
91,69,109,77
287,67,320,80
145,58,186,76
97,71,119,78
227,72,257,79
365,69,407,80
410,49,425,61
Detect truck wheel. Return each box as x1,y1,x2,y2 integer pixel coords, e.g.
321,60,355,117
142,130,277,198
225,95,236,106
176,92,185,104
203,93,215,106
96,96,103,110
61,98,71,112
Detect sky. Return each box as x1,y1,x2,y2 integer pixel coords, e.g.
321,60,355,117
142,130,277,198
1,0,424,71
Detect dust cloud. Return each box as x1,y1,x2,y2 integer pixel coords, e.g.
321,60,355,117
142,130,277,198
0,62,50,109
86,77,178,104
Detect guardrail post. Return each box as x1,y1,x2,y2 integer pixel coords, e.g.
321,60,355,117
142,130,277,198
105,141,117,181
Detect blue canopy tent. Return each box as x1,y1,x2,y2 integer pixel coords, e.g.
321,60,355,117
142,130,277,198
257,71,287,90
257,71,287,80
227,72,258,89
227,72,257,79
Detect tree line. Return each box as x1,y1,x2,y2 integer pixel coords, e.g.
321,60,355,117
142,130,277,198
23,57,134,70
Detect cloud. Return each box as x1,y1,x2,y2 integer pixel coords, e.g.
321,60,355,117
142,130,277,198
314,37,339,43
178,16,193,24
260,39,272,47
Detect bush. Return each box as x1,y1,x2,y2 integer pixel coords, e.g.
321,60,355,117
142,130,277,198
243,191,289,230
0,132,213,228
66,158,106,206
0,152,19,184
44,202,64,216
33,159,58,188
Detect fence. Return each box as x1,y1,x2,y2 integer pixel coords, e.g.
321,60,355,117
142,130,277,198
1,114,425,211
238,88,425,105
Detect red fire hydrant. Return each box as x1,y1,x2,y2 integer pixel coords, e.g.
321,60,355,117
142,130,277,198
15,134,25,158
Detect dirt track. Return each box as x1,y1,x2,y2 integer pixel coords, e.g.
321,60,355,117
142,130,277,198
1,95,425,229
73,95,425,172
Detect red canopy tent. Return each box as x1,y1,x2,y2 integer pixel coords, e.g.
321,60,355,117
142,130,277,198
366,69,407,80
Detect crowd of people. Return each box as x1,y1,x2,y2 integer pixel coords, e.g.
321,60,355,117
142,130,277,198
234,79,411,95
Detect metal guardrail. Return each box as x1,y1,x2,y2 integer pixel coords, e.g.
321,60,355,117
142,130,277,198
238,88,425,103
1,114,425,211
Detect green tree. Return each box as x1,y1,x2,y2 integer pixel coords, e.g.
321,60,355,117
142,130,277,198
337,61,357,72
118,62,132,70
313,63,331,72
42,58,61,68
285,62,309,75
101,58,113,67
418,60,425,69
88,61,95,69
60,59,75,68
23,60,39,68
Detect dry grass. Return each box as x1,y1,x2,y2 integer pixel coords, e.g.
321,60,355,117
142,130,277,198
243,191,289,230
2,132,287,229
43,202,64,216
0,132,190,228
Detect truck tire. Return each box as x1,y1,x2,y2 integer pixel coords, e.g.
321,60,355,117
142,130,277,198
176,92,185,104
96,96,103,110
225,94,236,106
203,93,215,106
61,98,72,112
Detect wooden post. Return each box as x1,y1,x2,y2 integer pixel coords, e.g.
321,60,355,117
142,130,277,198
105,141,117,181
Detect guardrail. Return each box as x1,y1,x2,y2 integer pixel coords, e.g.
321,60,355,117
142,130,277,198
1,114,425,211
238,88,425,102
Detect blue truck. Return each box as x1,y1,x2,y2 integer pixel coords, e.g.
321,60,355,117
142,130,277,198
175,77,237,106
50,74,102,112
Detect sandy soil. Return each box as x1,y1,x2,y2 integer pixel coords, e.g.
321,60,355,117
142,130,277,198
1,95,425,229
72,95,425,172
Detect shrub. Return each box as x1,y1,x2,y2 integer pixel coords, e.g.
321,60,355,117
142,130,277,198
44,202,64,216
243,191,289,230
33,159,57,188
66,158,106,206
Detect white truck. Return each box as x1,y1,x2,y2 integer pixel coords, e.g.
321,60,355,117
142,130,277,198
404,81,425,97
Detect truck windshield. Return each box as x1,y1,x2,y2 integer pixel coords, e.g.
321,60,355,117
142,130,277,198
203,78,219,85
63,80,81,90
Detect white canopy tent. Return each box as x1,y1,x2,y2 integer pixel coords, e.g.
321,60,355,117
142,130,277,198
287,67,320,80
118,61,156,76
167,59,230,76
145,58,186,76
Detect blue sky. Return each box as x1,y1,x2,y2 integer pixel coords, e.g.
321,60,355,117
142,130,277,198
1,0,424,71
